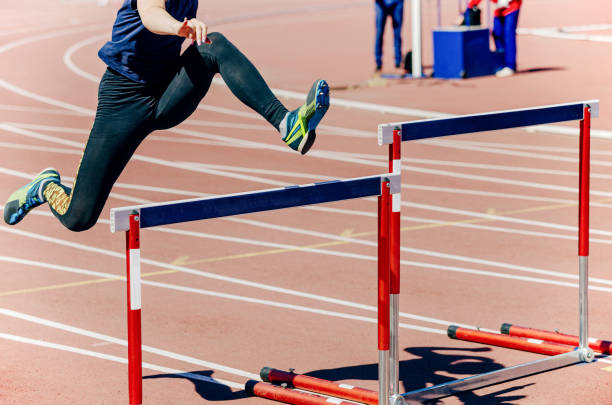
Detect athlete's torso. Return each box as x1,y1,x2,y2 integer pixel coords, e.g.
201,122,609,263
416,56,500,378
98,0,198,84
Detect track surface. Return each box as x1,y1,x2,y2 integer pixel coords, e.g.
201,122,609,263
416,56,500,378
1,0,612,404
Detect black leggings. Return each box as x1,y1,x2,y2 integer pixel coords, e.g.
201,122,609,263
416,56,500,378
50,32,288,231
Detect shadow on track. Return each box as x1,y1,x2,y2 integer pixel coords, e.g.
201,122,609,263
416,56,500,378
143,346,531,403
304,346,530,404
143,370,249,401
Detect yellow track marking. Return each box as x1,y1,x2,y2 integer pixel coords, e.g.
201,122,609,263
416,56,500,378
340,228,355,238
0,270,176,297
4,197,609,296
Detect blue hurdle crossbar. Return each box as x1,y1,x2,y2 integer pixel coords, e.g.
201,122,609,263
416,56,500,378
378,100,599,144
110,174,400,232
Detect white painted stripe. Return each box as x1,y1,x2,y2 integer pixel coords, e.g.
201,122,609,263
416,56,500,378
0,25,105,55
527,338,545,344
338,383,355,389
4,163,612,287
403,165,612,198
180,162,336,181
393,159,401,174
63,34,106,83
392,193,401,212
5,29,612,144
0,80,95,115
560,24,612,33
0,332,244,389
5,118,612,207
431,139,612,157
400,200,612,237
527,124,612,140
401,260,612,293
326,398,343,404
423,139,612,169
0,307,259,380
402,184,612,208
518,27,612,43
0,141,81,155
129,249,142,310
0,104,88,116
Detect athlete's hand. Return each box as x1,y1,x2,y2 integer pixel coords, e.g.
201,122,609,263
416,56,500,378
177,17,211,45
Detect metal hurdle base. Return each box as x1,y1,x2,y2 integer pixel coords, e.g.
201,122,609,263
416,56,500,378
399,350,590,404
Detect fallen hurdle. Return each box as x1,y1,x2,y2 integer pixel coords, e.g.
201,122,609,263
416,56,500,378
110,173,400,405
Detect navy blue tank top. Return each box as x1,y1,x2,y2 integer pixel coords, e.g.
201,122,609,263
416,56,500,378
98,0,198,84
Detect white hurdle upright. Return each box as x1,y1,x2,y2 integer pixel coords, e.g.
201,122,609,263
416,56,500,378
378,100,598,404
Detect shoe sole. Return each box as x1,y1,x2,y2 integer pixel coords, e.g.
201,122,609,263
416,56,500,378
299,80,329,155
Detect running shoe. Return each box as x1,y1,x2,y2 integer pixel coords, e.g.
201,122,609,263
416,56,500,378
4,168,60,225
281,79,330,155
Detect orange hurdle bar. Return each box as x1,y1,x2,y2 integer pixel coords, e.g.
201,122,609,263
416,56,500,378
448,326,575,356
501,323,611,355
246,380,356,405
260,367,378,405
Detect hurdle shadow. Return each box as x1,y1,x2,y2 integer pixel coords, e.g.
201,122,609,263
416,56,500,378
142,347,532,403
303,346,531,404
143,370,249,401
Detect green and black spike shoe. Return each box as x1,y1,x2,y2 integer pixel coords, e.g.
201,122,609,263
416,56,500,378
4,168,60,225
281,79,330,155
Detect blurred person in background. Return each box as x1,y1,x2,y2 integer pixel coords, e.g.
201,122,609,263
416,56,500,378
463,0,522,77
375,0,405,73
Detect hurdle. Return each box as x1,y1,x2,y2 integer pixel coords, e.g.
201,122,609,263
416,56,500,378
377,100,598,403
110,173,400,405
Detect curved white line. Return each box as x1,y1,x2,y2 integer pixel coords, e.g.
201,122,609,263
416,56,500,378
63,34,107,83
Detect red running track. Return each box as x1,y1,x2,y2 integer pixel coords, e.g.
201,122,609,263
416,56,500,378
1,0,612,404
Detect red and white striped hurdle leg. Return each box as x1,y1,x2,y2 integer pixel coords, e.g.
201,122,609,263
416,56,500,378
126,213,142,405
388,128,401,399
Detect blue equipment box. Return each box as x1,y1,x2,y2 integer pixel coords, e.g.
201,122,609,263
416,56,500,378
432,26,503,79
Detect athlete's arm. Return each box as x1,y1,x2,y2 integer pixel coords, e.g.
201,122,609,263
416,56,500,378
137,0,208,45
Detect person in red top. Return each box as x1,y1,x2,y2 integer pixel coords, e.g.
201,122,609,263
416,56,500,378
465,0,522,77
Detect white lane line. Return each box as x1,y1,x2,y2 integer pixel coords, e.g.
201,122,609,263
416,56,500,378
15,27,605,144
429,139,612,157
0,104,89,116
560,24,612,33
4,223,612,296
0,332,244,389
399,200,612,238
402,184,612,208
8,164,611,265
6,121,612,187
518,27,612,43
0,25,105,55
0,306,258,380
403,165,612,198
4,128,612,247
0,80,95,115
63,34,107,83
0,260,471,334
179,162,336,180
4,131,612,208
421,139,612,168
